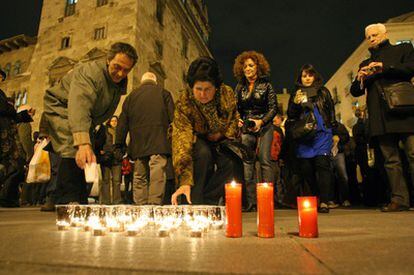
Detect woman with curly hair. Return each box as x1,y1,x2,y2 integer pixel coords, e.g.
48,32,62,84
233,51,278,212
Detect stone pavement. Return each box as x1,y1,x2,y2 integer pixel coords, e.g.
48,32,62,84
0,207,413,274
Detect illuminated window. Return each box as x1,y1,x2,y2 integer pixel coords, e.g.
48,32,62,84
65,0,78,17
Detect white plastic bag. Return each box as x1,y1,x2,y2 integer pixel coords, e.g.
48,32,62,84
26,139,51,183
88,163,101,197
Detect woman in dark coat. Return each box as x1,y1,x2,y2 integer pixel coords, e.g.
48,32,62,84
233,51,278,211
287,64,336,213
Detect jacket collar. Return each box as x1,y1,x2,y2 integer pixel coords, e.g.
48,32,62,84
369,39,391,55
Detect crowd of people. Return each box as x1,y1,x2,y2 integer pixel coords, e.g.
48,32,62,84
1,23,413,213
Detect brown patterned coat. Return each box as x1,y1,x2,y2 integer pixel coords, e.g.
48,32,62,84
172,84,239,187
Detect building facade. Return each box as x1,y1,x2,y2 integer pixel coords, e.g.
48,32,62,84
0,0,211,128
325,12,414,129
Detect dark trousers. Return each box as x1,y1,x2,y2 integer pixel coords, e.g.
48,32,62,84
45,152,61,204
55,158,88,204
333,153,349,202
192,138,236,205
241,124,274,205
299,155,333,204
378,134,414,207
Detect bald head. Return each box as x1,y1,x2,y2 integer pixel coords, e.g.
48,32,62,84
141,72,157,84
365,23,387,49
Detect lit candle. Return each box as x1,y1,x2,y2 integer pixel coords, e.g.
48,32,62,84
158,226,170,237
92,224,106,236
297,196,318,238
257,182,274,238
225,181,242,238
190,225,203,238
56,220,70,231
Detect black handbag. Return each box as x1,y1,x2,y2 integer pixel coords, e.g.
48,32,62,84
382,81,414,114
218,139,255,164
291,110,318,141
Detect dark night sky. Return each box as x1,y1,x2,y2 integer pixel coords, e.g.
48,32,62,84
0,0,413,91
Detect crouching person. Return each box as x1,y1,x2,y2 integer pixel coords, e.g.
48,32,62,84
42,42,138,204
171,57,241,205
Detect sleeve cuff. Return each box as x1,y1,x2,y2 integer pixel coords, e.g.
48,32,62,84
73,132,91,147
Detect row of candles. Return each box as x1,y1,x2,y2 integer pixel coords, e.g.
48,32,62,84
55,182,318,238
56,204,225,237
226,181,318,238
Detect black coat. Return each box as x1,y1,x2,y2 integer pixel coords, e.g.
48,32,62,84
116,81,174,159
350,40,414,137
235,76,278,125
333,121,350,153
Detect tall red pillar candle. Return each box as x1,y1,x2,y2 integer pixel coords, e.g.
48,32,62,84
297,196,318,238
257,182,274,238
225,181,242,238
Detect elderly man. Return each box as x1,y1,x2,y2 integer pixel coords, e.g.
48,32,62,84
350,23,414,212
116,72,174,205
43,42,138,204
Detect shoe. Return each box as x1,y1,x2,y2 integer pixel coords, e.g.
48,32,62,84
40,201,56,212
318,202,330,213
243,203,257,212
342,200,351,207
381,202,409,212
327,201,339,209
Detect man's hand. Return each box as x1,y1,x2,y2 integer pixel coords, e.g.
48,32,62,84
75,144,96,169
357,68,369,81
207,132,224,142
171,185,192,205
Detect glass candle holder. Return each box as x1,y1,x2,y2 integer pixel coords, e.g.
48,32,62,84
56,205,71,231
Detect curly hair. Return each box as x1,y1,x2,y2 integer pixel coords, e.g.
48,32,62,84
233,51,271,81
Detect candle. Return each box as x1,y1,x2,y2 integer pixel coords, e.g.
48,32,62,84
225,181,242,238
56,220,70,231
93,227,105,236
158,225,170,237
297,196,318,238
190,226,203,238
257,183,274,238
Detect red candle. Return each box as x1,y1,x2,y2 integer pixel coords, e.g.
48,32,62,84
297,196,318,238
225,181,242,238
257,182,274,238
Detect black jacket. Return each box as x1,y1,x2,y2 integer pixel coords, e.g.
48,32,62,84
287,85,337,129
235,76,278,125
116,81,174,159
333,121,350,153
350,40,414,137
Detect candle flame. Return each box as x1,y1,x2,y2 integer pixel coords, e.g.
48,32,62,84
230,180,237,187
303,200,311,208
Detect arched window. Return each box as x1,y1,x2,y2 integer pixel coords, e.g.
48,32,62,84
13,60,22,76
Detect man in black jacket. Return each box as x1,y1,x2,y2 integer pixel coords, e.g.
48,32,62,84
116,72,174,205
350,23,414,212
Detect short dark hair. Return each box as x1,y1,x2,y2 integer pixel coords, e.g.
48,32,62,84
107,42,138,66
295,64,323,87
186,56,223,88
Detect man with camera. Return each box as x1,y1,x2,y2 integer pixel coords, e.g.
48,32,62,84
350,23,414,212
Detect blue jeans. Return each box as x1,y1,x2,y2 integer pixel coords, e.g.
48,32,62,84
241,124,274,205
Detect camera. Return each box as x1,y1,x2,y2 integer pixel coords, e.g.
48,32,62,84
365,66,381,74
242,119,256,133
